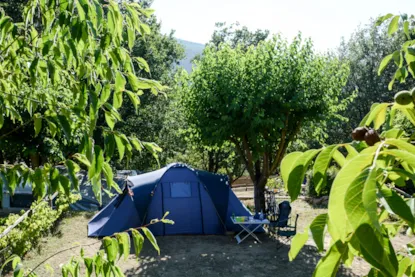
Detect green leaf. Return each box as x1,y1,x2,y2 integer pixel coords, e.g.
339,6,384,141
379,187,415,229
288,231,308,261
280,152,303,187
134,57,150,73
116,232,131,261
344,168,379,232
102,162,121,193
65,160,80,190
57,115,71,140
113,71,126,109
127,28,135,50
131,229,144,257
287,149,320,201
378,54,393,76
328,152,375,241
102,237,117,263
89,146,104,180
313,145,339,194
310,214,327,252
84,257,93,277
344,144,358,160
100,83,111,105
34,113,42,137
397,256,411,277
332,150,346,167
105,111,116,130
388,15,400,36
355,224,398,277
114,134,125,161
126,90,140,113
130,137,143,152
72,153,91,167
142,227,160,255
404,21,410,39
312,240,348,277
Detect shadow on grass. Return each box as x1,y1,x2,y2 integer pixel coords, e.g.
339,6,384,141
123,234,358,277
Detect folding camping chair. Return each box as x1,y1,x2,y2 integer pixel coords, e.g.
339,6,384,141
268,201,299,248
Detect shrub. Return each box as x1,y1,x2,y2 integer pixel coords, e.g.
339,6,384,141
0,193,80,262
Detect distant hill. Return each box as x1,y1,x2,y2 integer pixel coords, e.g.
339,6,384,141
177,39,205,72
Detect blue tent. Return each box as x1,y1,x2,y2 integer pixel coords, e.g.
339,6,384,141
88,163,253,237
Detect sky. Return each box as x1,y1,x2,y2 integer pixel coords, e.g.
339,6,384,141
151,0,415,51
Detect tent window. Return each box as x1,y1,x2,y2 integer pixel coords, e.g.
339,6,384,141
170,182,191,198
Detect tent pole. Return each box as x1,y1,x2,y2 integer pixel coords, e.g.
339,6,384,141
198,182,205,235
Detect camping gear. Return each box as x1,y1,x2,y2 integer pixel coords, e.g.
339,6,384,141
268,201,299,246
88,163,254,237
231,217,270,244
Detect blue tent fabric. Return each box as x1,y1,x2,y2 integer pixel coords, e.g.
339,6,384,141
88,163,253,237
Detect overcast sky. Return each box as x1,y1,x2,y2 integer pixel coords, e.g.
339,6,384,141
151,0,415,51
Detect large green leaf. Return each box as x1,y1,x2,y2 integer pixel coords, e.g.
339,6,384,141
363,103,390,130
288,231,308,261
313,145,339,194
114,134,125,161
355,224,398,277
313,240,348,277
344,168,378,231
388,15,400,36
287,149,320,201
65,160,80,190
378,54,394,75
131,229,144,257
379,187,415,229
310,213,327,252
89,146,104,180
344,144,358,160
103,237,118,263
116,232,131,261
34,113,42,137
142,227,160,255
332,150,346,167
383,149,415,168
328,152,375,241
113,71,126,109
280,152,302,186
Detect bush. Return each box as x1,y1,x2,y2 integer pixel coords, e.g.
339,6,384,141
266,176,284,191
0,193,79,262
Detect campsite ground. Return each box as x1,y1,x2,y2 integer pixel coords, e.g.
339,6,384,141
14,200,376,277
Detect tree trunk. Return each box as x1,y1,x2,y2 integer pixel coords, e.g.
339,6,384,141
253,177,267,213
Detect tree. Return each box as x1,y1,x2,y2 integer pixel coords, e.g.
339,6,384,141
101,1,185,171
0,0,163,204
282,13,415,276
210,22,269,49
325,20,415,145
180,36,350,212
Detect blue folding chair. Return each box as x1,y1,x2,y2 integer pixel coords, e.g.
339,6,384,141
269,201,299,247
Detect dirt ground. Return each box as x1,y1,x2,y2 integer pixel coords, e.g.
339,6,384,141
13,200,377,277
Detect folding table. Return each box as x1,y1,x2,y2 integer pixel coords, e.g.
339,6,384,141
231,217,269,244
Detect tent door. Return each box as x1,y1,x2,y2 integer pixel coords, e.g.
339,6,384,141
162,182,203,235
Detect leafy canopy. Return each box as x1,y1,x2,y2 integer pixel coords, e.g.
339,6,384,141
282,13,415,277
0,0,163,203
180,34,349,211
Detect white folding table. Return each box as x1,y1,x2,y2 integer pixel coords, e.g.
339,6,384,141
231,217,269,244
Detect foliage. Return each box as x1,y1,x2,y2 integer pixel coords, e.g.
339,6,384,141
306,166,339,197
180,35,350,211
210,22,269,49
325,19,415,146
0,194,79,262
110,1,185,171
0,213,173,277
0,0,163,204
282,13,415,276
